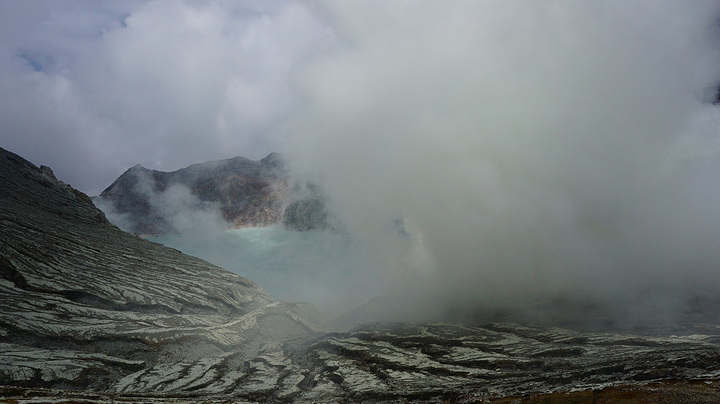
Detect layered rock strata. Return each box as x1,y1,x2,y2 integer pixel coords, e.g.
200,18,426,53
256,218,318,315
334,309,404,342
0,147,319,395
2,147,720,402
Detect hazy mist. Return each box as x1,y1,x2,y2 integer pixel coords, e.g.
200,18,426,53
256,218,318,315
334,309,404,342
283,1,720,324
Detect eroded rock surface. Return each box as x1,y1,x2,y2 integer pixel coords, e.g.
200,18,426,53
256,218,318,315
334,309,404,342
2,147,720,403
0,147,319,394
2,321,720,402
300,322,720,402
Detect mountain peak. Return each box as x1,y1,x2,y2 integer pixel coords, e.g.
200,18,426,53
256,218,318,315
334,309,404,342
97,153,289,235
0,147,107,225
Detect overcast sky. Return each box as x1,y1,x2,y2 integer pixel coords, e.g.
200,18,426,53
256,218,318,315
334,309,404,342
1,1,718,196
0,0,335,195
3,1,720,318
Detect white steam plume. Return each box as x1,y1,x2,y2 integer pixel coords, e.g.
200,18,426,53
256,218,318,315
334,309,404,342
283,1,720,323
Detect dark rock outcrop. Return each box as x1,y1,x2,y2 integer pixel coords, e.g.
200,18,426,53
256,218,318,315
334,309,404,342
95,153,288,235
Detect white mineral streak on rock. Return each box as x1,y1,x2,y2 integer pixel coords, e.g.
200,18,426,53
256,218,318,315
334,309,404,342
274,371,307,399
0,343,144,384
115,359,223,394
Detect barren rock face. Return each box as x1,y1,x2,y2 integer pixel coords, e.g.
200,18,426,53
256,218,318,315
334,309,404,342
2,146,720,403
282,198,328,231
95,153,288,235
301,322,720,402
0,147,319,393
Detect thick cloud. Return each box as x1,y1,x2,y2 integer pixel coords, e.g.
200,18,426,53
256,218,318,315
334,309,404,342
0,0,331,195
285,1,720,321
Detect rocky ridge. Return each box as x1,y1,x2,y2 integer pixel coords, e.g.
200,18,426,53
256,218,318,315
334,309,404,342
95,153,289,235
2,147,720,402
95,153,331,235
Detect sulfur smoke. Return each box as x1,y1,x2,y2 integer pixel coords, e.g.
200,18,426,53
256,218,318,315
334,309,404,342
281,1,720,325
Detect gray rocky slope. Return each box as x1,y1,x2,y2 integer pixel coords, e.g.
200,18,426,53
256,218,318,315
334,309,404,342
2,147,720,402
0,147,320,397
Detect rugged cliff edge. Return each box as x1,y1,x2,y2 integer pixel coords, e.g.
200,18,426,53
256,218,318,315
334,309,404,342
2,147,720,403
